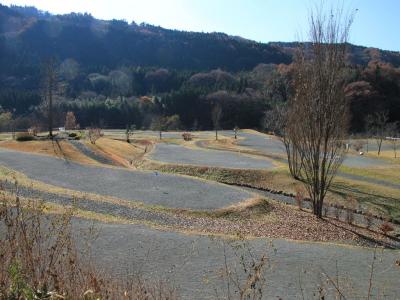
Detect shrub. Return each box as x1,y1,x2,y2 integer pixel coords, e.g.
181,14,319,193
15,132,34,142
352,140,365,152
68,132,80,140
87,128,102,144
295,186,305,210
182,132,193,141
379,221,394,235
345,195,357,224
345,209,354,224
364,213,374,229
334,207,341,220
323,207,329,217
28,126,39,136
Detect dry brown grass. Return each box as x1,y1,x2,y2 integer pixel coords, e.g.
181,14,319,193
0,140,98,165
142,162,299,194
87,137,153,167
95,137,147,161
0,184,176,299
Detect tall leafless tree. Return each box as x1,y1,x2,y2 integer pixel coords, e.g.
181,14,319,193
42,59,58,138
212,104,223,140
65,111,78,130
287,5,354,218
386,122,399,158
125,124,136,143
151,116,164,140
365,111,390,155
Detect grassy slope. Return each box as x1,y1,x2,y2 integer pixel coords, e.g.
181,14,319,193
0,140,99,165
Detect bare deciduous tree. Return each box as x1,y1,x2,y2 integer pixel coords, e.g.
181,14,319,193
365,111,390,155
264,105,303,180
386,122,399,158
287,5,354,218
234,126,239,139
65,111,78,130
352,139,365,153
151,116,164,140
87,127,102,144
0,112,12,133
125,124,136,143
212,104,222,140
42,58,59,138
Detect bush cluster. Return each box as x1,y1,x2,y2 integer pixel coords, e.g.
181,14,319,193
15,132,34,142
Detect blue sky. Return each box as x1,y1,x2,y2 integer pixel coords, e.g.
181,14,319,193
2,0,399,51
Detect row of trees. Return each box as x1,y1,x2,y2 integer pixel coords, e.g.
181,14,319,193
1,56,399,134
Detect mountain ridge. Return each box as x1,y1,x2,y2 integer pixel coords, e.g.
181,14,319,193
1,3,399,76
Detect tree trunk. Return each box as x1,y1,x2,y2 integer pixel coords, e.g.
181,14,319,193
48,89,53,138
377,139,383,155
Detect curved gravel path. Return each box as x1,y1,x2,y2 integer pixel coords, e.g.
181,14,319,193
217,131,400,189
0,148,252,210
73,219,400,299
149,143,275,170
105,130,216,140
230,131,393,168
236,131,286,154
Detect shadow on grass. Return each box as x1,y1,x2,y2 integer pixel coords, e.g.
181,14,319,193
329,182,400,221
51,139,70,163
323,218,399,249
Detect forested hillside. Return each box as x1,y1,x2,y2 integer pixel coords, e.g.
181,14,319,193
0,4,399,132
